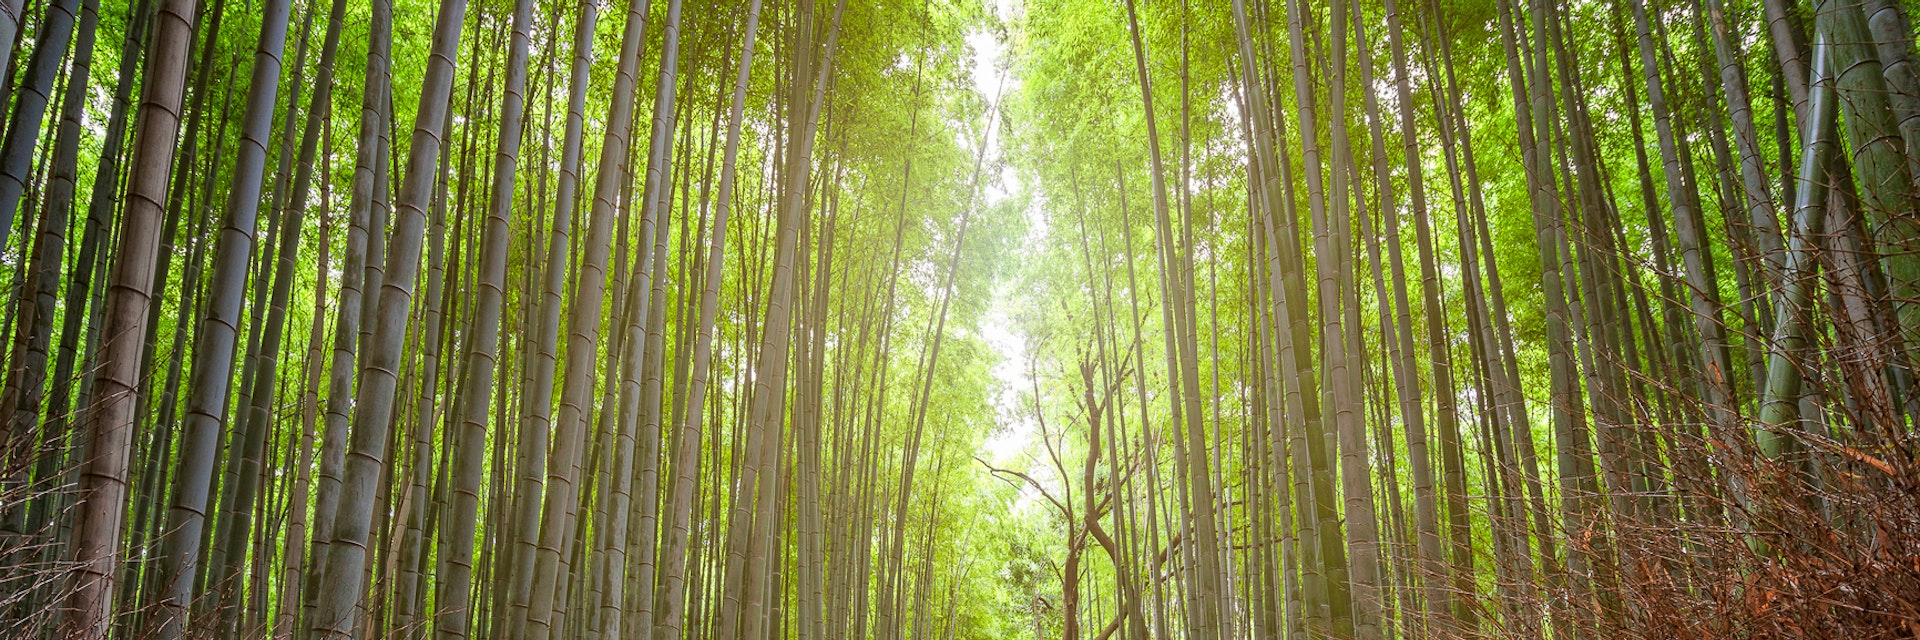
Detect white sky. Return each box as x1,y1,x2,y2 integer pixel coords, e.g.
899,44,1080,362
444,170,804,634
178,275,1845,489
968,0,1059,515
970,0,1024,464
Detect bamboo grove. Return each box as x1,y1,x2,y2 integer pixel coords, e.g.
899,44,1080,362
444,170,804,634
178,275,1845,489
0,0,1914,634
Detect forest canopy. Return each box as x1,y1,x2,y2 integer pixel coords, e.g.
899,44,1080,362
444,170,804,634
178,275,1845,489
0,0,1916,637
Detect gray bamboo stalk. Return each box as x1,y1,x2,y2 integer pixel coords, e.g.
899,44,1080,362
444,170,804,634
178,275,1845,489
1492,0,1573,630
1226,4,1319,633
0,0,26,111
0,0,82,259
1817,0,1920,333
1858,0,1920,191
1122,0,1231,634
1348,0,1453,628
1325,5,1386,637
435,0,533,637
390,96,458,640
591,104,671,628
306,0,467,633
1705,0,1787,287
794,167,838,640
276,207,333,640
0,0,99,549
1633,0,1741,440
729,4,846,640
1282,0,1357,631
40,6,151,625
44,0,148,545
596,250,649,640
140,0,295,634
213,0,348,628
304,0,389,626
1418,4,1488,626
522,0,651,637
653,3,766,637
1760,25,1841,445
58,0,199,635
505,0,598,630
600,0,683,636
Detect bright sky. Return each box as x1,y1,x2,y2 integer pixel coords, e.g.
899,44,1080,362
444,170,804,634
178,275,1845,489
969,0,1059,513
969,0,1021,458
